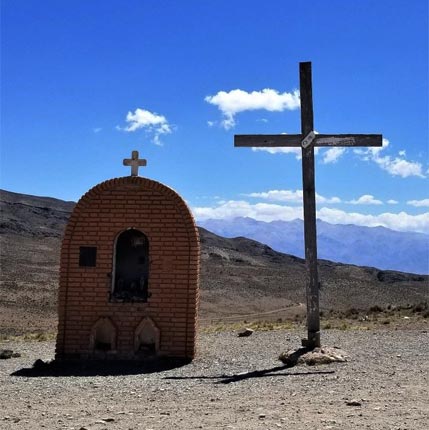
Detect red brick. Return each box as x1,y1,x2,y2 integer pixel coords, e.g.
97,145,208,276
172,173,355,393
56,176,200,361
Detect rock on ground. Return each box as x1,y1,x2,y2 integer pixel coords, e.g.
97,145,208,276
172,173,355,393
279,346,349,366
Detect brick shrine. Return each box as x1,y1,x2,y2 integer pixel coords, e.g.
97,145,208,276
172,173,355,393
55,152,200,360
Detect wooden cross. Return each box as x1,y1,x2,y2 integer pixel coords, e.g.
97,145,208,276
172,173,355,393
123,150,147,176
235,62,382,349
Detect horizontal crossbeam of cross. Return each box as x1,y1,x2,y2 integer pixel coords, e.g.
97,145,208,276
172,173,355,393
235,133,382,148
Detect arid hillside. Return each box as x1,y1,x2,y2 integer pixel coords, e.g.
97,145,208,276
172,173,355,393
0,189,427,335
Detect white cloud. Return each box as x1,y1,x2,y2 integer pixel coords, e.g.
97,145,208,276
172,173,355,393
252,146,302,158
252,145,321,159
318,207,429,234
246,189,341,204
120,108,169,132
355,138,425,178
407,199,429,208
317,194,342,204
247,189,303,203
377,157,425,178
387,199,399,205
117,108,172,145
205,88,300,129
193,200,303,222
322,147,346,164
192,200,429,233
93,127,102,133
354,138,389,159
349,194,383,205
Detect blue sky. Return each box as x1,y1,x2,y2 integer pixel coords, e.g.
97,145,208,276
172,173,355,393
1,0,428,233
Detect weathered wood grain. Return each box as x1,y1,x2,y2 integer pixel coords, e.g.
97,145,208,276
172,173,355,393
300,62,320,349
235,134,382,148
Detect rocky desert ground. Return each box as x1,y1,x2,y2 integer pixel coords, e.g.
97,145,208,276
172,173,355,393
1,328,429,430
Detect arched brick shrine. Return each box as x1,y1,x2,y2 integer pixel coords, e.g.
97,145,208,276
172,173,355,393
56,153,200,360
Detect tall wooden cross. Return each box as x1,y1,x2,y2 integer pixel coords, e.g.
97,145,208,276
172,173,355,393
235,62,382,349
123,150,147,176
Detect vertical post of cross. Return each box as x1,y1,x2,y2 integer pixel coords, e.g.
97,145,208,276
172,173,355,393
300,62,320,349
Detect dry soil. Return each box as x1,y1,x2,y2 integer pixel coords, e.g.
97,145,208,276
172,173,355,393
1,327,428,430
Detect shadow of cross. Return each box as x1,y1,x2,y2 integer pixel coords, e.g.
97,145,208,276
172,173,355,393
234,62,382,349
164,364,335,385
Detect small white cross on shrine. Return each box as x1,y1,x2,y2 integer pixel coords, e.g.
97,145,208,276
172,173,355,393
123,150,147,176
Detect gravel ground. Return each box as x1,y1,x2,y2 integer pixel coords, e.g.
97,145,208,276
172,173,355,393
1,328,428,430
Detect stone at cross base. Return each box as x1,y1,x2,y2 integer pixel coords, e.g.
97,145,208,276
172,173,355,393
279,346,350,367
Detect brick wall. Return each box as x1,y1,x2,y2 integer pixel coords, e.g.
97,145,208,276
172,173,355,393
55,176,200,360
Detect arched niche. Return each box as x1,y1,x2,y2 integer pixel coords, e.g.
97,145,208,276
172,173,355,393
89,317,117,352
112,228,150,302
134,317,160,356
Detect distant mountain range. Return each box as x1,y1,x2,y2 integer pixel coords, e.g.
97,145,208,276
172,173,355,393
198,217,429,275
0,188,427,274
1,188,428,335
